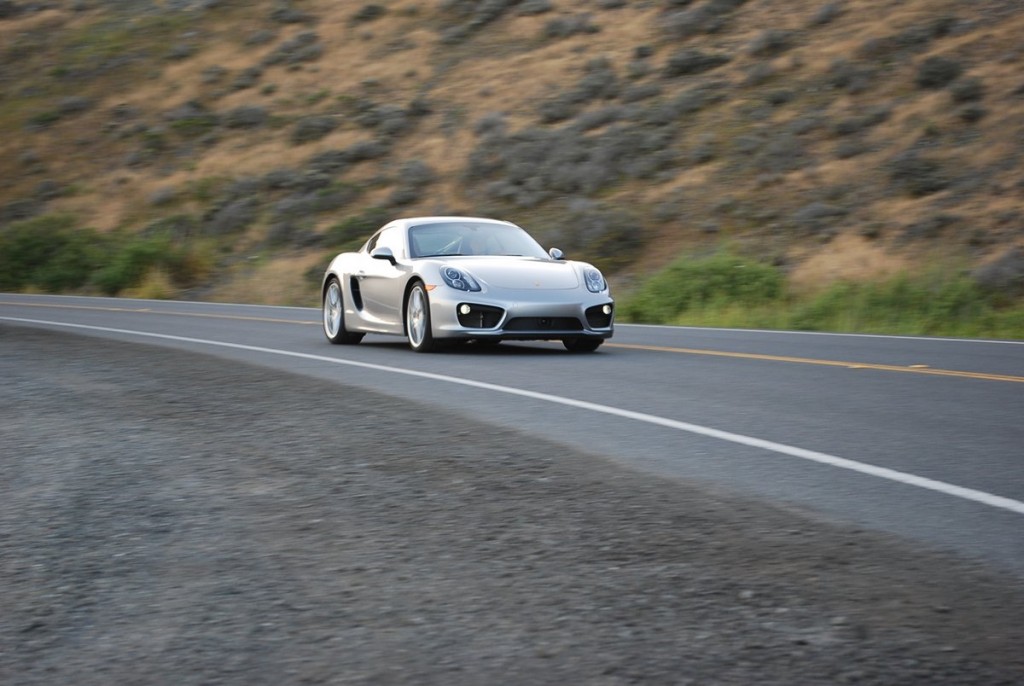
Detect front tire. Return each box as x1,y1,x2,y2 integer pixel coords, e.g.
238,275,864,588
405,281,437,352
323,277,364,345
563,337,602,353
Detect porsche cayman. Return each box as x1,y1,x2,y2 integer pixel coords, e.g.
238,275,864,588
321,216,614,352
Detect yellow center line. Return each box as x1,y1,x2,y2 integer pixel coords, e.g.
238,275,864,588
606,343,1024,384
5,300,1022,383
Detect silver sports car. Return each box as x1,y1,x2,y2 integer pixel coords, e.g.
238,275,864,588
321,216,614,352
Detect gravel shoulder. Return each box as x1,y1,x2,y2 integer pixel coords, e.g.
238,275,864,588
1,324,1023,685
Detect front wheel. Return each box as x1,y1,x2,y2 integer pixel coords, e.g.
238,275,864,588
323,278,364,345
405,281,437,352
563,337,603,353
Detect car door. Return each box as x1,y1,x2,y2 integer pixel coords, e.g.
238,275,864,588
356,225,409,332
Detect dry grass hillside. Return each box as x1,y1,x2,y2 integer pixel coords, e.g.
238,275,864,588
1,0,1022,306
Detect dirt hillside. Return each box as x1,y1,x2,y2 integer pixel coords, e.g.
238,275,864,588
1,0,1022,302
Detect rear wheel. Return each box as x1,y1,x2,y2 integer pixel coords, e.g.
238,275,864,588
563,337,602,353
405,281,437,352
323,278,364,345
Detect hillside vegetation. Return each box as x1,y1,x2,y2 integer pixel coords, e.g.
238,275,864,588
1,0,1022,334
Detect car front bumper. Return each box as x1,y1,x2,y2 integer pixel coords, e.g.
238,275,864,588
428,289,614,341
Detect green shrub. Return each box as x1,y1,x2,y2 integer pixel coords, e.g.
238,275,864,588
792,274,994,336
93,234,167,294
91,232,206,295
0,214,107,291
620,253,1024,339
620,252,784,324
788,282,854,331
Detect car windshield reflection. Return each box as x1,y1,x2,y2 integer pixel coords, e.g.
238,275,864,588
409,222,549,259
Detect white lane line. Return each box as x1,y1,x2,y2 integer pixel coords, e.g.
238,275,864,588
7,295,1023,345
5,315,1024,517
2,292,314,312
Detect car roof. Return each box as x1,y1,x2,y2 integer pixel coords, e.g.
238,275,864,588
395,216,518,229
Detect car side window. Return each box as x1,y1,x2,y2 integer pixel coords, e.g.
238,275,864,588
364,230,383,253
375,226,405,259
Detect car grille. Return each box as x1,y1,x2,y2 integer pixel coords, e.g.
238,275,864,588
457,304,504,328
585,304,613,329
504,317,583,331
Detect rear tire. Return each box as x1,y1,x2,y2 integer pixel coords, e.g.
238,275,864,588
323,277,364,345
563,337,602,353
405,281,437,353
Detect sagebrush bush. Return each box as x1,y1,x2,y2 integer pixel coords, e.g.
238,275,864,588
438,0,519,43
957,104,986,123
662,0,749,39
972,247,1024,298
950,76,984,102
663,49,731,78
888,152,948,197
539,202,646,273
915,56,963,89
826,59,874,93
543,14,599,39
203,198,259,235
224,106,269,129
748,29,793,57
809,2,843,27
291,115,338,144
350,4,386,24
263,31,321,66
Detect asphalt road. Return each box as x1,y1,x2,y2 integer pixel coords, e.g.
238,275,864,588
2,293,1022,577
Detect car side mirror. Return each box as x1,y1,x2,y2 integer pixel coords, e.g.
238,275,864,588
548,247,564,260
371,246,397,265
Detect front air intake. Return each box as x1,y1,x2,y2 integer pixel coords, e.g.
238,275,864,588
457,304,504,328
585,304,613,329
505,317,583,332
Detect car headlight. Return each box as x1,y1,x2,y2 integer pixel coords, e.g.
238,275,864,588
584,268,606,293
441,266,481,292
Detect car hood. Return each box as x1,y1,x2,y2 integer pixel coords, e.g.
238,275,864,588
453,257,581,290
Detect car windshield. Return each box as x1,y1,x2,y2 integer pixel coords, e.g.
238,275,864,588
408,222,550,259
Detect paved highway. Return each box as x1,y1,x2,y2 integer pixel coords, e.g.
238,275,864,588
3,293,1022,576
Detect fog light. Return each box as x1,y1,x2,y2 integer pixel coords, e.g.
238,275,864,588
602,304,612,315
459,304,472,315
